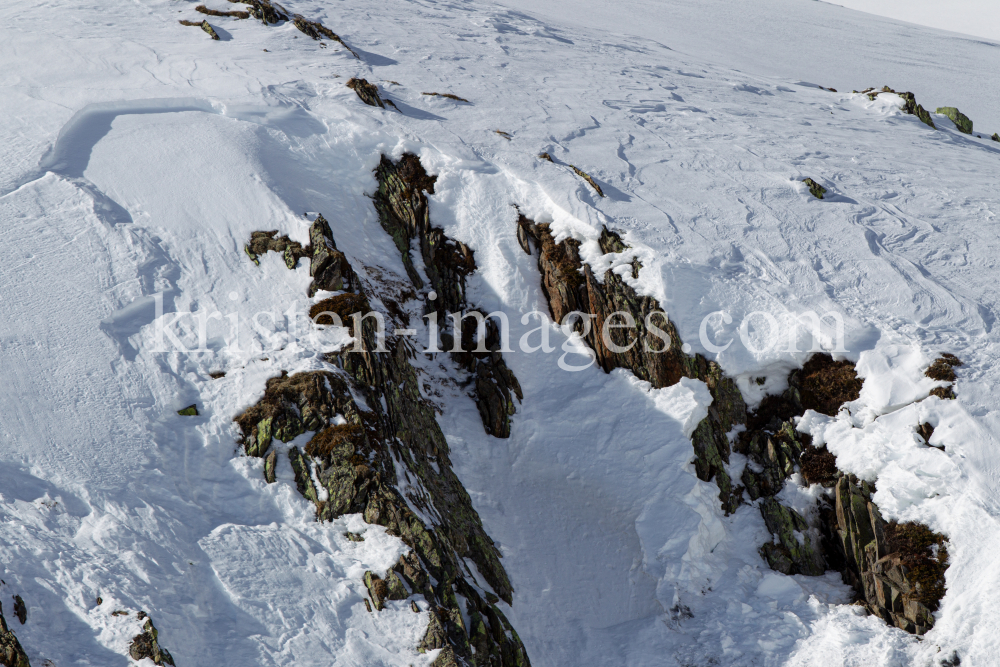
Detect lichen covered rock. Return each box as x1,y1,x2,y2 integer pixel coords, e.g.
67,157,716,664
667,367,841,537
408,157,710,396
0,603,29,667
238,222,530,665
128,617,175,666
227,0,286,24
936,106,973,134
803,177,826,199
347,78,388,109
517,216,746,513
373,154,522,438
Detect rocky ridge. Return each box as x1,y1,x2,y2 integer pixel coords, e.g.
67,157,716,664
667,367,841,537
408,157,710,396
0,602,29,667
237,212,530,666
515,214,951,636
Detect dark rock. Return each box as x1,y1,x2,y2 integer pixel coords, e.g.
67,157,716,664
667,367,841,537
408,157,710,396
758,497,825,575
936,107,973,134
309,293,369,329
930,386,956,400
196,4,249,18
917,422,941,449
244,230,308,269
291,14,359,57
263,449,277,484
129,618,175,666
925,355,962,382
518,215,746,513
538,152,554,162
10,598,24,626
0,602,29,667
800,445,838,486
373,154,522,438
803,178,826,199
796,354,863,416
570,165,605,197
344,531,365,542
227,0,286,24
308,214,356,296
177,405,198,416
236,221,530,664
827,477,946,635
347,78,388,109
993,133,1000,142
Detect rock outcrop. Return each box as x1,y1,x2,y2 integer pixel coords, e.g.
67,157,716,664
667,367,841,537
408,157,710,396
292,14,359,57
517,216,745,513
857,86,935,128
936,106,973,134
516,214,950,635
373,154,522,438
0,603,29,667
803,177,826,199
128,617,175,666
238,215,530,666
347,78,390,109
227,0,286,24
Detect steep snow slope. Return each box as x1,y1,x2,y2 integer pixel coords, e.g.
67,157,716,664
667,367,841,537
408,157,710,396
1,0,999,666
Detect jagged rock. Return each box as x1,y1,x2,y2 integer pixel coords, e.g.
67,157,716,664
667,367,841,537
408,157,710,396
177,404,198,416
347,78,387,109
826,476,946,635
570,165,605,197
129,618,175,666
244,230,308,268
291,14,359,57
11,598,24,626
373,154,522,438
741,422,806,500
364,569,408,611
237,222,530,664
758,497,825,575
898,91,935,128
936,107,973,134
308,214,356,296
263,449,277,483
344,531,365,542
196,4,249,19
517,216,746,512
803,177,826,199
993,133,1000,142
227,0,286,24
0,603,29,667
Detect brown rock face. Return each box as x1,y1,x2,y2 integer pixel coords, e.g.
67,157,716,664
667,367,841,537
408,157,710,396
0,604,29,667
238,217,531,666
517,214,745,513
373,154,522,438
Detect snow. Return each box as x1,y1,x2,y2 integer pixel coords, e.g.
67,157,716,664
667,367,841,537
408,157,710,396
2,0,1000,665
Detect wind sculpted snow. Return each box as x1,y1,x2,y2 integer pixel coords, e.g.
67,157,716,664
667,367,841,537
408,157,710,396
1,0,999,665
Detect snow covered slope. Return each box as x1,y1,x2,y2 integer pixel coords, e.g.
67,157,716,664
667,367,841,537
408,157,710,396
2,0,999,665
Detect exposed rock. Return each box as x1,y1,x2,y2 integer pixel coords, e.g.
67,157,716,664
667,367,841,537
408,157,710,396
825,476,946,634
859,86,935,128
129,618,175,666
759,497,825,575
347,78,388,109
422,92,470,103
344,531,364,542
291,14,359,57
308,214,356,296
227,0,286,24
494,130,512,140
196,4,249,18
177,404,198,416
803,177,826,199
178,19,221,40
517,216,746,513
373,154,522,438
263,449,277,483
993,133,1000,142
10,598,24,626
244,230,308,269
537,152,554,162
925,354,961,399
238,223,530,665
800,445,838,486
0,602,29,667
309,293,369,328
570,165,605,197
936,107,973,134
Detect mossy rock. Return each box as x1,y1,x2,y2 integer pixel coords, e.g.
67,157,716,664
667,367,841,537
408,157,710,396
936,107,973,134
803,178,827,199
177,404,199,416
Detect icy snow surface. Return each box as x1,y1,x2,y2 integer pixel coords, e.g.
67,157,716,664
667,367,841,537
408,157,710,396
2,0,999,665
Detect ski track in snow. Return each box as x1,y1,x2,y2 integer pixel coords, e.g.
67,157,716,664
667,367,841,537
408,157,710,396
1,0,999,665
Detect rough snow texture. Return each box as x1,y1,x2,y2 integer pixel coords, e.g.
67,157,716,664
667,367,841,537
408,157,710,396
2,0,1000,665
